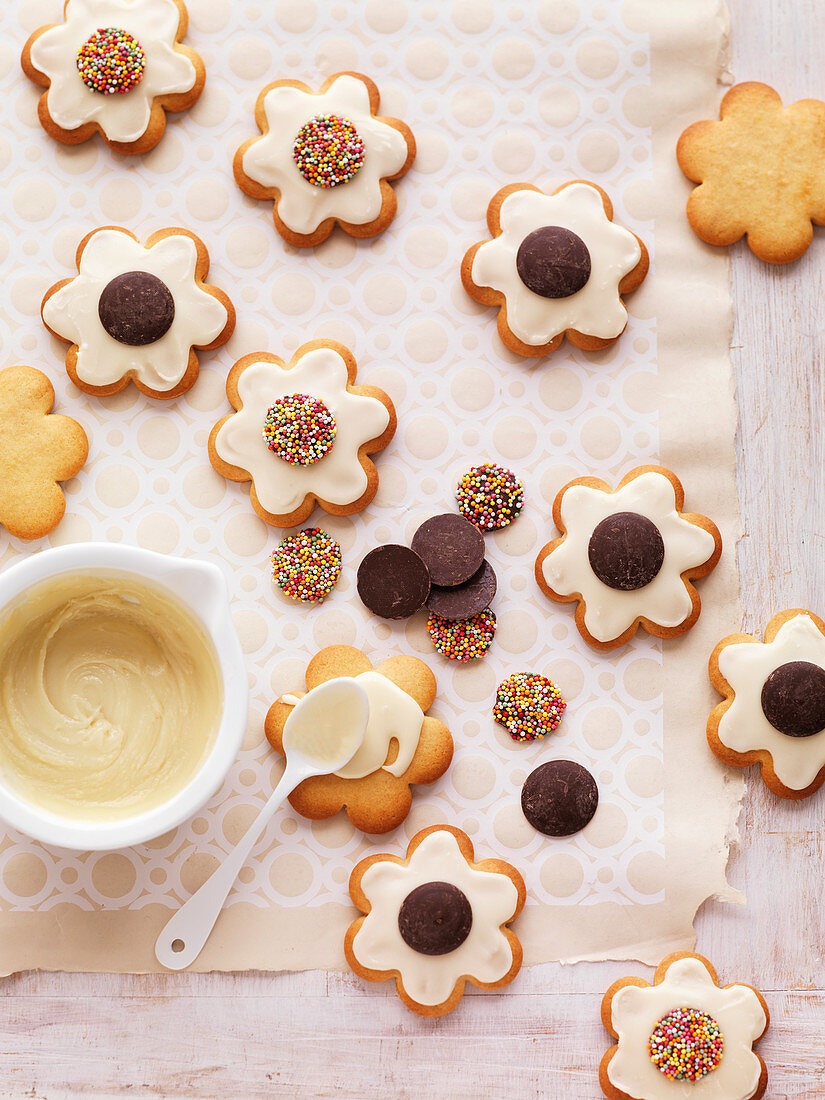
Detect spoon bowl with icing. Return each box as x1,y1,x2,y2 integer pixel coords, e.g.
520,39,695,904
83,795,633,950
155,676,370,970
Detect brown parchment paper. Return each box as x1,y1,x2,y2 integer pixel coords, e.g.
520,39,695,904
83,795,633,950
0,0,742,974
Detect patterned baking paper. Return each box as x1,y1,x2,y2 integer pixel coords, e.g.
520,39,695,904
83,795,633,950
0,0,741,972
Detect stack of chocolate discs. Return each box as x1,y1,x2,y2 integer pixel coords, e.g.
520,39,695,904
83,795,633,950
356,513,498,661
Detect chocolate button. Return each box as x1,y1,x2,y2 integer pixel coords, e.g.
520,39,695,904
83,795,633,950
397,881,473,956
425,560,497,621
98,271,175,347
515,225,591,299
761,660,825,738
521,760,599,837
588,512,665,591
356,544,430,619
411,514,485,587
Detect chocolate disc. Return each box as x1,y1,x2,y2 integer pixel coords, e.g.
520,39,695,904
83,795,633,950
761,660,825,738
397,881,473,956
98,271,175,347
356,544,430,619
588,512,665,591
411,514,485,588
521,760,599,837
515,225,591,299
425,560,497,620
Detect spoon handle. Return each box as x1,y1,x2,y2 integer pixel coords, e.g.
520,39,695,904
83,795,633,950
154,765,303,970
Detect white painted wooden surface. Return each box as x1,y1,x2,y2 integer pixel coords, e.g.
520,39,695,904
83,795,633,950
3,2,825,1096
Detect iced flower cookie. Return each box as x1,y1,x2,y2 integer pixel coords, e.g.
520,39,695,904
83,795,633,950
265,646,453,834
535,466,722,650
21,0,205,155
708,609,825,799
0,365,88,540
677,82,825,264
461,181,649,358
345,825,525,1017
233,71,416,247
41,227,235,400
209,341,395,528
600,952,769,1100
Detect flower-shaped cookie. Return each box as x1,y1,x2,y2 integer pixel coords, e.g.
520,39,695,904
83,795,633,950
461,181,649,358
265,646,453,834
42,227,235,400
345,825,525,1017
677,82,825,264
0,365,88,540
209,341,396,528
535,466,722,650
233,71,416,248
600,952,769,1100
21,0,205,155
708,609,825,799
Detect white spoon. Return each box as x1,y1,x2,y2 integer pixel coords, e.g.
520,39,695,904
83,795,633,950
154,677,369,971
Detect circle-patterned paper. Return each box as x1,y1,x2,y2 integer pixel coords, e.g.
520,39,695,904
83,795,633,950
1,0,663,919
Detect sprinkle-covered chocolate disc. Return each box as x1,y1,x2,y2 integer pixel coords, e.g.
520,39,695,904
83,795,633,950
456,462,524,531
427,608,496,661
515,225,591,299
262,394,337,466
76,27,146,96
270,527,341,604
397,881,473,956
411,513,485,587
293,114,366,188
97,271,175,346
588,511,665,591
357,544,431,619
760,660,825,737
648,1008,724,1082
494,672,566,742
425,561,497,621
521,760,598,836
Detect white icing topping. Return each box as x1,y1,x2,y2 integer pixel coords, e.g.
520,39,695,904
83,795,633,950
717,614,825,789
351,829,518,1006
541,471,716,643
42,229,229,393
213,346,390,517
471,183,642,345
29,0,197,144
281,677,368,769
278,673,424,780
607,957,766,1100
335,671,424,780
241,74,409,235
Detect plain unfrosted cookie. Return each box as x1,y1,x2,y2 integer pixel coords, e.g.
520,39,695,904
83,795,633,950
265,646,453,834
0,365,88,540
345,825,525,1017
677,82,825,263
461,180,648,358
209,340,396,528
41,226,235,400
600,952,769,1100
708,608,825,800
234,71,415,248
535,465,722,650
21,0,206,155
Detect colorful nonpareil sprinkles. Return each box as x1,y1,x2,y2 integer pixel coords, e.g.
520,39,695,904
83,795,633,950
293,115,366,188
456,463,524,531
427,609,496,661
493,673,566,742
76,27,146,95
263,394,336,466
270,528,342,604
648,1008,724,1082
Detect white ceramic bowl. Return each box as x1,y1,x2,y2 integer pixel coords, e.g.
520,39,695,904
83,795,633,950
0,544,247,852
